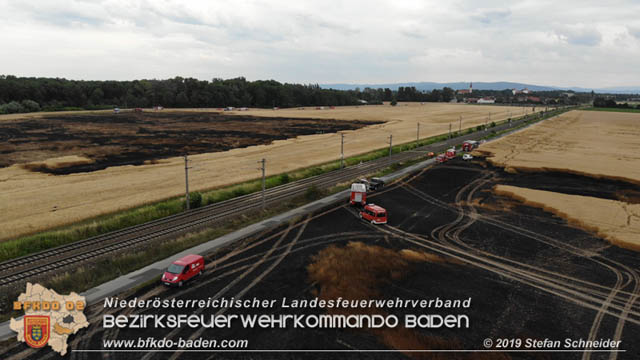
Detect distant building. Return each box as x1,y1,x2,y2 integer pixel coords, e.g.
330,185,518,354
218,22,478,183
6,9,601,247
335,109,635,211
464,97,479,103
477,97,495,104
457,82,473,94
512,88,530,95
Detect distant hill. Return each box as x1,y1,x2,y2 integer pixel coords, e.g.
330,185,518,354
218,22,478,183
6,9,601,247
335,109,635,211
321,81,640,94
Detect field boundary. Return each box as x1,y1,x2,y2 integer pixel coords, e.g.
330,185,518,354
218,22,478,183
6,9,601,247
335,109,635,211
1,106,570,262
0,106,572,337
583,107,640,113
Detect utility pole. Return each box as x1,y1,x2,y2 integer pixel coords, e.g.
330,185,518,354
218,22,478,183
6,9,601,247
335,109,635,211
260,158,266,210
458,115,462,133
340,133,345,169
388,135,393,157
449,123,452,138
416,122,420,142
184,155,190,210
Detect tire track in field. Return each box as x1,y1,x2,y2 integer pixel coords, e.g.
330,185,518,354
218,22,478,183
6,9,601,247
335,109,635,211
168,216,311,360
139,222,296,360
435,171,631,358
393,169,640,359
430,170,634,360
402,180,640,312
383,224,640,326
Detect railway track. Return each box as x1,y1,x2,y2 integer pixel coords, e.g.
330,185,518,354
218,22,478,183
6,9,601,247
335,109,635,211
0,111,558,288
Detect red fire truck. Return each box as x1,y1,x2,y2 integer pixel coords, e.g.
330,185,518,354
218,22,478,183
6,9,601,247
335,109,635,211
445,147,457,159
436,154,447,163
359,204,388,224
462,140,478,152
350,183,367,206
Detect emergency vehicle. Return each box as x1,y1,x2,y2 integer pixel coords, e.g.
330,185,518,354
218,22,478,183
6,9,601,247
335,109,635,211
359,204,388,224
446,147,456,159
162,254,205,287
462,140,478,152
350,183,367,206
369,177,385,191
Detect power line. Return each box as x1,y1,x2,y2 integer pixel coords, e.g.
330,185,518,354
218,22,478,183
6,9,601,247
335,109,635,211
259,158,266,210
184,155,191,210
340,133,345,169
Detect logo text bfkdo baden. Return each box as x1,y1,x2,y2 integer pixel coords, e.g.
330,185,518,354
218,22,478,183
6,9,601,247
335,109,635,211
10,283,89,356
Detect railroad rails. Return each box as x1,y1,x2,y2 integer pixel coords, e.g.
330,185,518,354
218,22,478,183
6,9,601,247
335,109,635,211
0,112,551,288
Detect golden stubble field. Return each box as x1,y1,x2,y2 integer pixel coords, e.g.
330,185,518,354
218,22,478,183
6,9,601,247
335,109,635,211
479,110,640,251
0,103,534,240
495,185,640,251
477,110,640,183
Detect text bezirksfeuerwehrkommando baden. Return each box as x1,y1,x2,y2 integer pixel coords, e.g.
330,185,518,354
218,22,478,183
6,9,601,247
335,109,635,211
103,296,472,310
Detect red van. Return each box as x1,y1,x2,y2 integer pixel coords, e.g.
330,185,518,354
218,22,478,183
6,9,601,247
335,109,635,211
360,204,388,224
162,254,205,287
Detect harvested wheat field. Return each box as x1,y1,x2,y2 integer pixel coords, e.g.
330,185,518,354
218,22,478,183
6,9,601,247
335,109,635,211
495,185,640,251
0,111,378,173
479,110,640,251
0,103,533,240
477,110,640,184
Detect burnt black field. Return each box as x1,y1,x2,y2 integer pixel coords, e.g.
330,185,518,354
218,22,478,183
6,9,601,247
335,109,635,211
4,159,639,360
0,111,380,174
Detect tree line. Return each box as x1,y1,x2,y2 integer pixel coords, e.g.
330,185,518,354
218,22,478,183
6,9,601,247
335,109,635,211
354,86,456,103
0,76,364,114
593,97,640,109
2,75,600,114
0,75,475,114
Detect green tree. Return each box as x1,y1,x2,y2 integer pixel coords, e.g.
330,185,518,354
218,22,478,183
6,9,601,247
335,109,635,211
21,99,40,112
442,87,455,102
2,101,23,113
89,88,104,105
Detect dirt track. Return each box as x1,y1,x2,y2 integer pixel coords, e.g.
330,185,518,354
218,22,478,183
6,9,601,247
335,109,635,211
3,159,637,359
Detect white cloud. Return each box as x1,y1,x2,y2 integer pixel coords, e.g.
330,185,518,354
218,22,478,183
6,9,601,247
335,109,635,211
0,0,639,87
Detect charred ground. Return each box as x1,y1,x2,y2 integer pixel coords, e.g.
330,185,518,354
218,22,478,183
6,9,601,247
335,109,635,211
3,159,639,360
0,111,380,174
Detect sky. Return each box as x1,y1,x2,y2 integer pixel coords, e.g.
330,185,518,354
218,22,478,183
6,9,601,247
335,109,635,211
1,0,639,88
